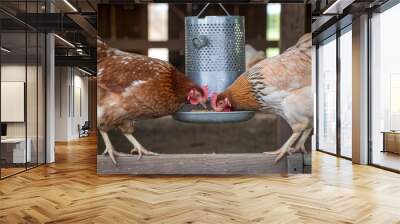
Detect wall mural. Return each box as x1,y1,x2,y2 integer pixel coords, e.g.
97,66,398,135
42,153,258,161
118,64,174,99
97,3,312,174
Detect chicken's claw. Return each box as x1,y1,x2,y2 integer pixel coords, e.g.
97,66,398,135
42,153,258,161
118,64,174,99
103,147,118,165
130,147,159,160
274,149,288,163
263,149,281,155
108,149,118,165
264,148,288,163
288,146,306,154
105,149,133,165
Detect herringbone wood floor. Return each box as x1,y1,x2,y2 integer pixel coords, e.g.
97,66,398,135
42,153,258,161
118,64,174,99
1,136,400,224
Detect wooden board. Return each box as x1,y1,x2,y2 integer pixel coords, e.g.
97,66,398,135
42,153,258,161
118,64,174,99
97,153,304,175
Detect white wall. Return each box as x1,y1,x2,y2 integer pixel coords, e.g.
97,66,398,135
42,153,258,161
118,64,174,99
72,73,89,138
54,67,89,141
55,66,69,141
1,65,39,138
1,66,25,134
1,64,46,164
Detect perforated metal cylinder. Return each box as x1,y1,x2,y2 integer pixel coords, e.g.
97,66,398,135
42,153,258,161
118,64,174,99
185,16,245,95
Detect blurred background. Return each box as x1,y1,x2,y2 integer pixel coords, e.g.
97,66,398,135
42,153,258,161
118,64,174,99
98,3,310,72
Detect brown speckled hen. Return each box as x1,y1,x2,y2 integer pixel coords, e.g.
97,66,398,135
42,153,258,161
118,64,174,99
97,40,208,164
212,33,312,162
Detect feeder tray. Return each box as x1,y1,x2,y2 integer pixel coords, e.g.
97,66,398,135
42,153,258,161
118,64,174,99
174,102,255,124
173,111,255,124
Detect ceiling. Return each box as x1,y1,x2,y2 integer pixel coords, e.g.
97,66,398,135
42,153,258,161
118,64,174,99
0,1,97,73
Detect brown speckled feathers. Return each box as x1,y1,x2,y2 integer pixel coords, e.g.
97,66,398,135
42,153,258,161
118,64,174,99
97,41,196,129
219,75,261,111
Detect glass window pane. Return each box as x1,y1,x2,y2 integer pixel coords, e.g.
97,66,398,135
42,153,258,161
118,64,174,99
317,37,337,154
1,32,27,177
370,3,400,171
27,32,38,168
148,48,169,62
340,29,352,158
148,4,168,41
390,75,400,128
38,33,45,165
266,48,279,58
266,4,281,41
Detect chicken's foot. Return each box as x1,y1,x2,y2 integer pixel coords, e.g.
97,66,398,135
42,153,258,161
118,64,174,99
124,134,159,160
101,146,108,155
100,130,117,164
264,131,302,163
101,148,131,157
130,147,159,160
100,130,135,165
289,128,312,154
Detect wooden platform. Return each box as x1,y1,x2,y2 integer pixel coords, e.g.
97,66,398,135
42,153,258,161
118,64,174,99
1,135,400,223
97,153,305,174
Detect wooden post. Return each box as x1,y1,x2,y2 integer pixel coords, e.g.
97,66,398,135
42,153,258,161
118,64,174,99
110,5,117,40
280,4,306,51
276,4,307,149
88,77,97,132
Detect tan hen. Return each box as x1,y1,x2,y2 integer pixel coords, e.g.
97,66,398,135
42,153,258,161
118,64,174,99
212,33,312,162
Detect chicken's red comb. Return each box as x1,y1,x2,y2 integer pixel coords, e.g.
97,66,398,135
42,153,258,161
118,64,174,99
211,93,218,110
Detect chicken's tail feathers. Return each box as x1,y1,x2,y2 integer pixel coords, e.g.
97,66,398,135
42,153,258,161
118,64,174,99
294,33,312,59
97,37,110,61
295,33,312,50
245,44,265,70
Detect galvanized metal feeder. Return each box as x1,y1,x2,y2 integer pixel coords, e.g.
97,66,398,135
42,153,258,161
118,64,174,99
173,3,255,123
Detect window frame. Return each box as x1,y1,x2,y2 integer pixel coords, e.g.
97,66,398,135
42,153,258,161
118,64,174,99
367,0,400,173
0,2,47,180
315,23,353,161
